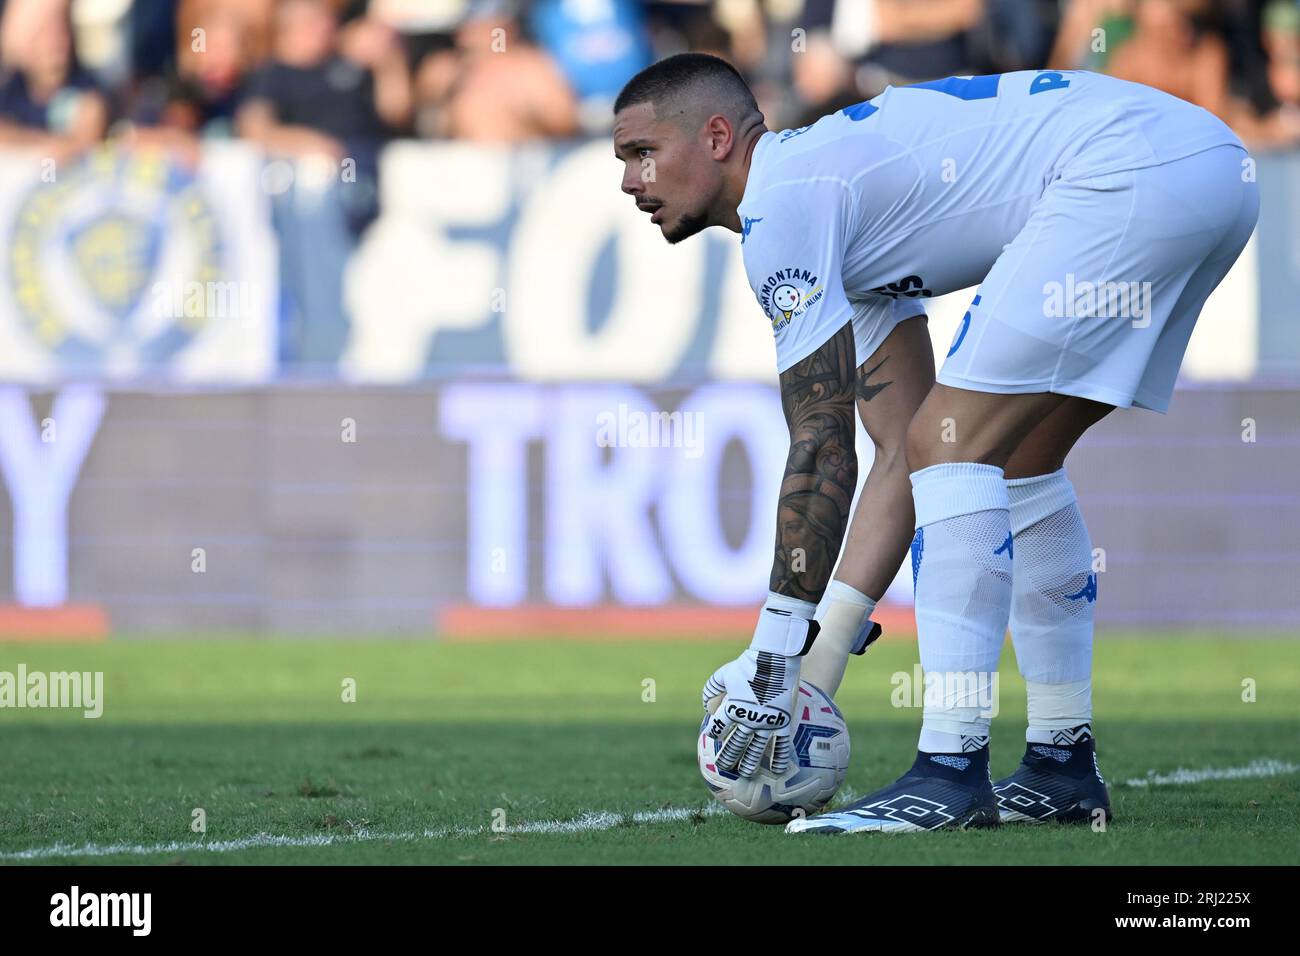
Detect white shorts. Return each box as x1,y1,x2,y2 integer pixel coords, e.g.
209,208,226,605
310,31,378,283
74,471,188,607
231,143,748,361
848,295,928,369
937,143,1259,412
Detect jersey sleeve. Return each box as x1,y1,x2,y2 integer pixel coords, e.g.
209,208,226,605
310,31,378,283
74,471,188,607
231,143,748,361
739,180,856,374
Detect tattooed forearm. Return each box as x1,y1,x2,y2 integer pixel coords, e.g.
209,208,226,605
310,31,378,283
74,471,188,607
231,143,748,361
770,324,858,602
856,355,893,403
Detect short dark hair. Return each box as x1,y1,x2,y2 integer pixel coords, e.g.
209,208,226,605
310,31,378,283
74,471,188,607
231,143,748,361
614,53,759,119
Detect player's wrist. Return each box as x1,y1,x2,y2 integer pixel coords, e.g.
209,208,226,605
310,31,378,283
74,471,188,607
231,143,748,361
749,591,819,657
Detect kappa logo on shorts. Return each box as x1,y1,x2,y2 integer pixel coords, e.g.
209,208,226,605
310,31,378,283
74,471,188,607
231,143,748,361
757,267,824,332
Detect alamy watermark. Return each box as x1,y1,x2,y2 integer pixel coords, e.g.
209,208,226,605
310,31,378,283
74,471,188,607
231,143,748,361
50,886,150,935
891,666,1000,718
151,280,258,323
595,404,702,458
0,665,103,718
1043,274,1153,327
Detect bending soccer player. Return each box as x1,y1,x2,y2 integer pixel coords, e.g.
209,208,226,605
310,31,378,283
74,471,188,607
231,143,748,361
616,56,1259,832
613,53,937,778
611,52,935,775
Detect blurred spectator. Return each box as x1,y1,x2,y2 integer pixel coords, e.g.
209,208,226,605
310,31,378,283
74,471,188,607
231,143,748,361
1104,1,1234,118
1264,1,1300,107
129,0,182,80
1049,0,1135,71
235,0,412,364
127,0,264,154
0,0,108,161
967,0,1058,72
1055,0,1300,150
237,0,410,159
413,0,578,140
854,0,988,88
1256,0,1300,146
367,0,467,100
1217,0,1278,118
753,1,836,132
644,0,735,58
237,0,413,220
770,0,1053,128
530,0,654,133
166,4,251,136
789,28,860,127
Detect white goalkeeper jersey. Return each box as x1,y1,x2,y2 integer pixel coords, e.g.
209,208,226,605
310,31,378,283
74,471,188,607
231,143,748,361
737,70,1242,372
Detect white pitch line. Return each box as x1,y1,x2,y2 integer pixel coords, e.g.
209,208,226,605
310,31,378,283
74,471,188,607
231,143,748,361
10,758,1291,859
0,805,727,861
1122,757,1299,788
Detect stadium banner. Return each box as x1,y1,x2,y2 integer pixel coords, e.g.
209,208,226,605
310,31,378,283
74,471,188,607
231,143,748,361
340,139,1270,385
0,144,278,385
0,384,1296,636
0,138,1288,388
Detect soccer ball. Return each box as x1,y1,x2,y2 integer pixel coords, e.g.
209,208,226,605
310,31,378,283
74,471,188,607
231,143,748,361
697,680,851,824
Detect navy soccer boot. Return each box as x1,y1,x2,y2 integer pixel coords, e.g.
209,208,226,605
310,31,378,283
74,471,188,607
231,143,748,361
786,746,1000,834
993,726,1113,824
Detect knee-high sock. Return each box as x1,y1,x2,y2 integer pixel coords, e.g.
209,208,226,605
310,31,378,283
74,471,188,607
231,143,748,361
804,581,877,698
910,463,1012,754
1006,469,1095,743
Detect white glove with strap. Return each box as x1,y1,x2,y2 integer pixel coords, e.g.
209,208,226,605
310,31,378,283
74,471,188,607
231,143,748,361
701,593,819,777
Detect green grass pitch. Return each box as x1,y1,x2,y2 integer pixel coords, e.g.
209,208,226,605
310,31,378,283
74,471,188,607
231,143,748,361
1,634,1297,865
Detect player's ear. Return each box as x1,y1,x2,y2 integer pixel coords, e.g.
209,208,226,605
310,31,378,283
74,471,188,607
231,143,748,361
706,114,735,159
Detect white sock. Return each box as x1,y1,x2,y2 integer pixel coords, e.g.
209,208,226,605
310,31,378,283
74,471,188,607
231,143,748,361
911,462,1012,753
1005,469,1095,742
803,581,877,698
1025,679,1093,744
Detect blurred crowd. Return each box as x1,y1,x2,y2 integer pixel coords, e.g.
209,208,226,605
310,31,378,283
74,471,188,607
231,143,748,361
2,0,1300,158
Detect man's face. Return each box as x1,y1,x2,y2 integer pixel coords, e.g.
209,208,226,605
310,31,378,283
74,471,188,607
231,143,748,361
276,0,337,66
613,102,722,244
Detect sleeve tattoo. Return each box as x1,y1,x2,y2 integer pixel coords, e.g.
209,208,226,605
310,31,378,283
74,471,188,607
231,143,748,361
770,323,859,602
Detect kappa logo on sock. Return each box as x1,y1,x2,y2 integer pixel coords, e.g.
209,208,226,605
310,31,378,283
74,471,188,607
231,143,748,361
993,532,1013,560
1065,573,1098,603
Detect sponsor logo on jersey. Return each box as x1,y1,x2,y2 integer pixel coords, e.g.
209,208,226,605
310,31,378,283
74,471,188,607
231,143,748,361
867,275,931,299
757,267,823,332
